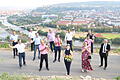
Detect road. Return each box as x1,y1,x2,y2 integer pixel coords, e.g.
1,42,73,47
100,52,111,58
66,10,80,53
0,50,120,79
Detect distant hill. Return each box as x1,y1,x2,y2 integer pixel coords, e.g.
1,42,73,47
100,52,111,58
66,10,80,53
32,1,120,13
52,1,120,7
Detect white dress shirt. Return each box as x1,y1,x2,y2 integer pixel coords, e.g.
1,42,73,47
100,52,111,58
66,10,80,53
33,36,41,45
10,35,18,42
28,31,37,39
14,43,25,53
65,32,74,41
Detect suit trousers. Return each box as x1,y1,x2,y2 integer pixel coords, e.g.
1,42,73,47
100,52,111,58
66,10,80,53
12,42,18,57
100,53,108,68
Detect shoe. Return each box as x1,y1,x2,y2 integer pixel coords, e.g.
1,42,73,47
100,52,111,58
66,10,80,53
84,70,87,72
39,68,41,71
104,67,106,70
38,56,40,59
19,65,22,69
13,56,15,59
53,60,56,63
33,58,35,61
23,63,26,66
58,59,60,62
16,54,19,56
99,65,102,67
81,69,84,72
46,68,49,71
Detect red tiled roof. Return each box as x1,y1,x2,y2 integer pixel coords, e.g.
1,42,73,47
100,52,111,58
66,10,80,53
57,20,90,25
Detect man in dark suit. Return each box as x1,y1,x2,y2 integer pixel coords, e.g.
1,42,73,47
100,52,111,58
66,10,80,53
99,39,111,70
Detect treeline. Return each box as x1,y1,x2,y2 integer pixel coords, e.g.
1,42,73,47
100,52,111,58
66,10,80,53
80,27,120,33
7,15,43,26
41,23,120,33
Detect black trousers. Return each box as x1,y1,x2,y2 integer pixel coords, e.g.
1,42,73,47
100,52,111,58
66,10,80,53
54,46,61,61
31,42,34,51
64,59,72,75
67,41,73,51
91,43,93,54
12,42,18,57
100,53,108,68
40,54,48,69
49,41,55,52
19,52,26,67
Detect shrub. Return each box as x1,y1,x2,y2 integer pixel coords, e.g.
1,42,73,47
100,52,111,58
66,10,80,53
115,76,120,80
111,38,120,44
94,37,105,44
38,30,47,36
0,43,9,48
21,39,28,43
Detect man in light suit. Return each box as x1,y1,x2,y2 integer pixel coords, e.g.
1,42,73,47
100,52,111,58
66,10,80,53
99,39,111,70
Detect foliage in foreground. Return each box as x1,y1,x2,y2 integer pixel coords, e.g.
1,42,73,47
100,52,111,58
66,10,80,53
115,76,120,80
0,72,118,80
0,73,25,80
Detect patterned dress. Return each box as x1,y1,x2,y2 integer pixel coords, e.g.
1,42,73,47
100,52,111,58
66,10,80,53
81,47,93,71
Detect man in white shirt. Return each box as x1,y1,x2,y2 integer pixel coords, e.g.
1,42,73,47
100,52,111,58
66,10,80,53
47,29,55,52
28,29,36,51
65,29,74,51
10,31,19,58
33,33,41,61
10,39,26,69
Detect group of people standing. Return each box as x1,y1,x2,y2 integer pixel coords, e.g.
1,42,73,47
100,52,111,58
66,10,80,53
9,28,111,76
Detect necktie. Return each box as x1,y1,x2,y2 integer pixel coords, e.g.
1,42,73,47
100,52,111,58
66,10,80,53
103,44,106,53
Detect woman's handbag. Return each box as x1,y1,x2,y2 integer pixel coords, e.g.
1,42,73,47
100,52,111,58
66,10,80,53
88,56,91,59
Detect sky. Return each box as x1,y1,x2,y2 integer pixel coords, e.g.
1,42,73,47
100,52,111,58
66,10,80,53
0,0,120,9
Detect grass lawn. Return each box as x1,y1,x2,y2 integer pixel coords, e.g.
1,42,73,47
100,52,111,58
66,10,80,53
101,33,120,39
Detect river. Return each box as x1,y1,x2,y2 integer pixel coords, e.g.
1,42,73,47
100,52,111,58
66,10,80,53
0,16,29,39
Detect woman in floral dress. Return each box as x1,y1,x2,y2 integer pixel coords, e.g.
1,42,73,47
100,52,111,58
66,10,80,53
81,41,93,72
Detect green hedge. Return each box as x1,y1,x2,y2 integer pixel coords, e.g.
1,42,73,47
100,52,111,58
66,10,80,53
111,38,120,44
0,43,9,48
38,30,47,36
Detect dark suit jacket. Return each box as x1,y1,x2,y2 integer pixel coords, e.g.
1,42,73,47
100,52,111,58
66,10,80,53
99,43,111,54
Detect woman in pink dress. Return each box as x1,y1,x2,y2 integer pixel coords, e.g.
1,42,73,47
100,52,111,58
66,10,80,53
84,35,94,52
81,41,93,72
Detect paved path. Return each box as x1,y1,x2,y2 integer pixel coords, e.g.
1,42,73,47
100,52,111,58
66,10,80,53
0,50,120,79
